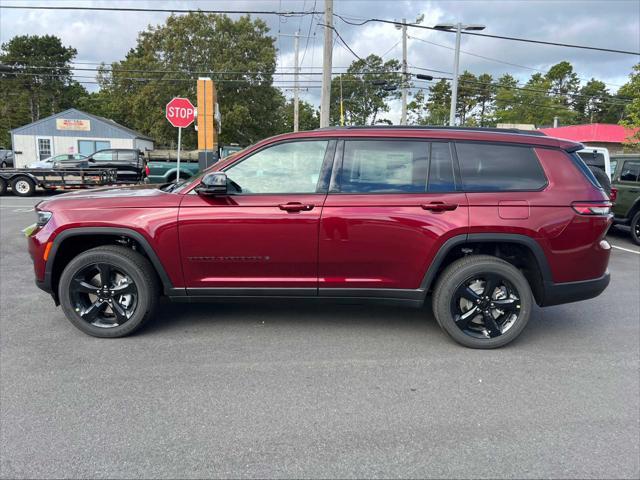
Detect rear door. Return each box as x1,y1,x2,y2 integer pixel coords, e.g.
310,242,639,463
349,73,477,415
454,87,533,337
318,138,468,295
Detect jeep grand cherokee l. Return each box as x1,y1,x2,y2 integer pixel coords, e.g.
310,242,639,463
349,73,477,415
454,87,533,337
26,127,612,348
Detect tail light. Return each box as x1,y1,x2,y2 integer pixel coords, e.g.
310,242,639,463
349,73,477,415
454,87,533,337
145,164,150,177
609,187,617,203
571,201,611,216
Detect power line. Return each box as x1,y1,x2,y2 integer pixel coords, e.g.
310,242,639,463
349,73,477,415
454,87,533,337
333,14,640,56
0,5,321,17
5,4,635,55
320,23,362,61
407,34,627,88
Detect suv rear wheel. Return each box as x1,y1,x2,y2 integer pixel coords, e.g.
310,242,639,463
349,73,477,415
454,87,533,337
58,245,159,337
630,211,640,246
433,255,533,348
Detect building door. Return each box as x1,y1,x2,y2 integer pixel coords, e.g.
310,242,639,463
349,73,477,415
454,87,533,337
36,137,53,160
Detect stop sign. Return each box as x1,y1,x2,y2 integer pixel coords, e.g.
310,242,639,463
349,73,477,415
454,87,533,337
166,97,196,128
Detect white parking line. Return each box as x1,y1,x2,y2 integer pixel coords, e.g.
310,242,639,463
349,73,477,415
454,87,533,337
612,245,640,255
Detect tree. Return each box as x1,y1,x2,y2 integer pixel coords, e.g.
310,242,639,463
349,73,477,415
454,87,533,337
573,79,613,123
329,55,401,125
546,61,580,107
619,63,640,142
0,35,87,146
473,73,496,126
277,99,320,132
407,79,451,125
455,71,479,125
494,72,575,127
90,13,285,147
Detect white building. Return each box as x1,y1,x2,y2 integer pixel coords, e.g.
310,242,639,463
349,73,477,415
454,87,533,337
11,108,154,168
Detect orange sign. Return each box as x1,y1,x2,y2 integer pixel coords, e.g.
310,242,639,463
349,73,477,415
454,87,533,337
56,119,91,131
197,78,217,150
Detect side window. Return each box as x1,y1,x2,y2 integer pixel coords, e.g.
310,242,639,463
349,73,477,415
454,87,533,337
339,140,428,193
225,140,328,194
118,151,136,161
92,150,115,162
620,161,640,182
428,143,455,192
456,143,547,191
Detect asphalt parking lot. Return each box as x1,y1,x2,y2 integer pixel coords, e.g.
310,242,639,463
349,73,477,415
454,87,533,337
1,193,638,479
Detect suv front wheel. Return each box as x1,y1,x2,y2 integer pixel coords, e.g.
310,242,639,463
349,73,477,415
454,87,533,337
58,245,159,337
432,255,533,348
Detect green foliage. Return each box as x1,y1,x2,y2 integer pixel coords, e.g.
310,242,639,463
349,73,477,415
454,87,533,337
0,35,87,146
88,13,286,148
407,79,451,126
277,99,320,132
620,63,640,142
329,55,402,125
545,60,580,107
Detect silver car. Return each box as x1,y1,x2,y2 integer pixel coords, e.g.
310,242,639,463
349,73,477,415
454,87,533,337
28,154,87,169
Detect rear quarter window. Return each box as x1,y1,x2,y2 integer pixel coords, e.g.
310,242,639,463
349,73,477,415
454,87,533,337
455,142,547,191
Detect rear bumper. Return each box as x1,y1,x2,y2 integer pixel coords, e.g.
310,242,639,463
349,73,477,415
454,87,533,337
540,271,610,307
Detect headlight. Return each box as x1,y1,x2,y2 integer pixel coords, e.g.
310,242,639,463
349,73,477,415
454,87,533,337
36,210,52,227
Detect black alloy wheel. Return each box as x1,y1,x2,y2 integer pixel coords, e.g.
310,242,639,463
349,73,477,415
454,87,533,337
450,273,521,339
70,262,138,328
631,211,640,246
59,245,159,337
432,255,533,348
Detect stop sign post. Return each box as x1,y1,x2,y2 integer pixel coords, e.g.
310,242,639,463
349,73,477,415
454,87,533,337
166,97,196,183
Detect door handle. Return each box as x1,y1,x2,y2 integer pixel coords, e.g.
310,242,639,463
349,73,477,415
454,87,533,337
421,202,458,212
629,189,640,193
279,202,314,212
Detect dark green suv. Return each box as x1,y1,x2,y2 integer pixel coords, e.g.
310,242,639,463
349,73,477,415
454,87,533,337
611,154,640,245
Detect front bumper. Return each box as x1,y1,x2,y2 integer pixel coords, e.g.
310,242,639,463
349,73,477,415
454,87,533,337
540,271,610,307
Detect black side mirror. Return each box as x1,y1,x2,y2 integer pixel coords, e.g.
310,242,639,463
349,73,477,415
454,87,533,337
196,172,228,196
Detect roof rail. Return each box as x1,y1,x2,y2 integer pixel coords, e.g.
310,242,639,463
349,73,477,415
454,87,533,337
314,125,547,136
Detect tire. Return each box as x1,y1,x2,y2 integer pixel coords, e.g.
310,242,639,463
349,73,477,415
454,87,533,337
10,176,36,197
0,178,6,195
58,245,160,337
589,166,611,197
630,211,640,246
432,255,534,349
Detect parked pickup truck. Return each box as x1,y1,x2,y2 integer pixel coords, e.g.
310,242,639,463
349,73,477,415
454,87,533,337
146,160,200,184
611,154,640,245
57,148,147,183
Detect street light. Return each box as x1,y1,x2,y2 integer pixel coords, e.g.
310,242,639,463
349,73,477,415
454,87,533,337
434,22,486,126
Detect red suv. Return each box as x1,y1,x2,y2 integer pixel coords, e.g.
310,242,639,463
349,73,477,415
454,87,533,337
26,127,612,348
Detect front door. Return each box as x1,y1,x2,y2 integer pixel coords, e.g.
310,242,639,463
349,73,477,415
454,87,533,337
319,139,469,294
179,139,335,292
36,136,53,161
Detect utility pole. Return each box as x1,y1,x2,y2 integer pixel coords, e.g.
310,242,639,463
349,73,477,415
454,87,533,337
320,0,333,128
434,22,485,127
400,18,408,125
293,30,300,132
449,23,462,127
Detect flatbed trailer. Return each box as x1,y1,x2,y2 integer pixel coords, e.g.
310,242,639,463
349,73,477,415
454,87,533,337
0,168,118,197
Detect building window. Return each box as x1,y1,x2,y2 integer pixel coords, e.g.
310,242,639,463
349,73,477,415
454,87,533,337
37,138,51,160
78,140,111,156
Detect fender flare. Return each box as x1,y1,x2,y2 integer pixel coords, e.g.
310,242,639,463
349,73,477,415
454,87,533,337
44,227,175,296
418,233,553,294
